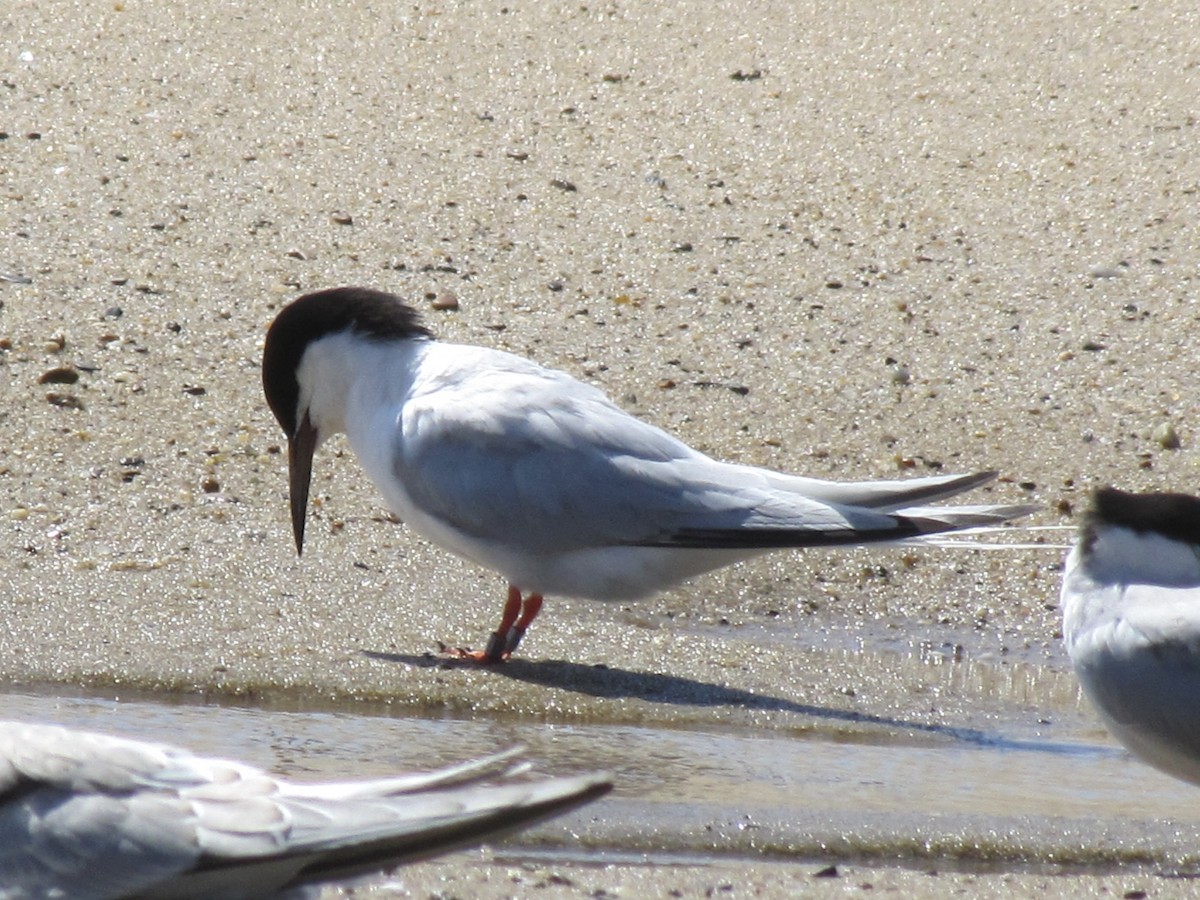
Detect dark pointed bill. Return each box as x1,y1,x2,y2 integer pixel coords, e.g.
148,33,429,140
288,413,319,555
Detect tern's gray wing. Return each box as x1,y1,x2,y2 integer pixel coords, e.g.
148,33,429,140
395,368,830,552
1117,584,1200,649
0,722,226,900
395,367,1017,553
0,722,611,900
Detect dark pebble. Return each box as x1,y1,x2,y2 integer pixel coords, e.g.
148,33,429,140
45,392,84,410
38,367,79,385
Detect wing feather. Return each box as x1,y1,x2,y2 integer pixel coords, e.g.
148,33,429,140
390,354,1017,553
0,721,610,899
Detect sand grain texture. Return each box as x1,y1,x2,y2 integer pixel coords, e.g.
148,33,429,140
2,2,1199,896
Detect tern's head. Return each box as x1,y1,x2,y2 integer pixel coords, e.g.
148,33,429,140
262,287,433,554
1078,487,1200,588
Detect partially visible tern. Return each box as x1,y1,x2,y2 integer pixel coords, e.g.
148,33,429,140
0,719,610,899
1062,487,1200,786
263,287,1031,663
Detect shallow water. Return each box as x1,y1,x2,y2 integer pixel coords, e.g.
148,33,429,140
8,634,1200,879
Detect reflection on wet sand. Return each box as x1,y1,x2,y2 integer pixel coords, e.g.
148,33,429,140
7,633,1200,875
364,648,1093,755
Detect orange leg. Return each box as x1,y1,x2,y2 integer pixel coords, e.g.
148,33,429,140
503,592,543,656
442,585,542,664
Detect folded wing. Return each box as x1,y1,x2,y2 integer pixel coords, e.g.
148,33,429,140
0,721,611,900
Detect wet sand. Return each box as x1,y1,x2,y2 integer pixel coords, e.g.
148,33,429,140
3,1,1200,896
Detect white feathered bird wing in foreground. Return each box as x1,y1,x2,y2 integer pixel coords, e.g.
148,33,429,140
0,721,611,900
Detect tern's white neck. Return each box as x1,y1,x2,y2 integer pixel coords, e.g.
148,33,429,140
295,332,426,446
1080,523,1200,588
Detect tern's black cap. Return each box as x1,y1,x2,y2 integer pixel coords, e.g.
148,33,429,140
1086,486,1200,547
262,287,433,437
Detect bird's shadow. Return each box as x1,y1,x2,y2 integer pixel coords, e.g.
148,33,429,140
361,649,1100,758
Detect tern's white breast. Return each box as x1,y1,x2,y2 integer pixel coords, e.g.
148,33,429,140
1063,533,1200,786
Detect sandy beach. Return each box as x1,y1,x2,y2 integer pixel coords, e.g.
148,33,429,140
3,1,1200,896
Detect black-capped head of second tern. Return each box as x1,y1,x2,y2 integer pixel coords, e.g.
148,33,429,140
263,287,1032,663
1062,487,1200,786
0,719,611,899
